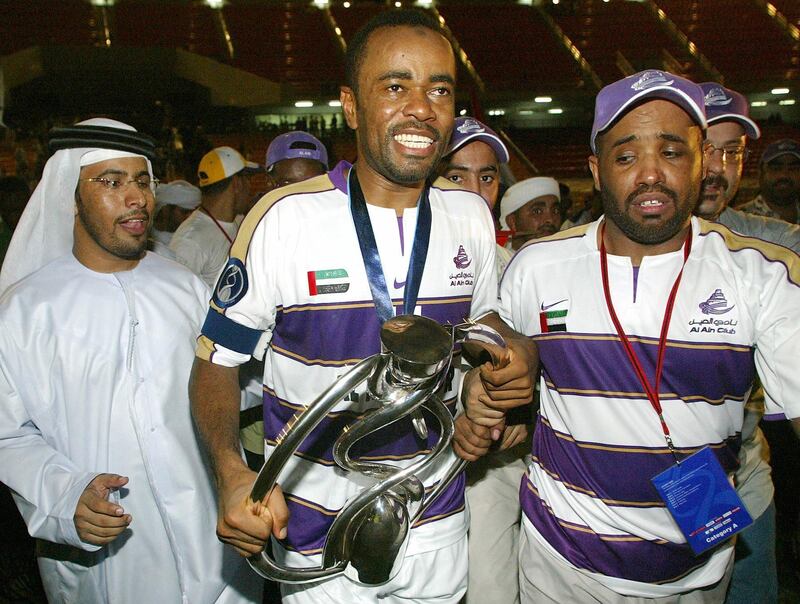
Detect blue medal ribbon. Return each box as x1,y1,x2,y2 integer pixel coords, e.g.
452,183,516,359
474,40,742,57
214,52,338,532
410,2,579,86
348,169,431,324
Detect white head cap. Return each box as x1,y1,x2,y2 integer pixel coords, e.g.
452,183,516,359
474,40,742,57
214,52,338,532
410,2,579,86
499,176,560,230
155,180,201,211
0,117,154,294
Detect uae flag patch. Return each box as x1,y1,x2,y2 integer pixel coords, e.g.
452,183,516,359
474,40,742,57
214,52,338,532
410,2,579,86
307,268,350,295
539,308,568,332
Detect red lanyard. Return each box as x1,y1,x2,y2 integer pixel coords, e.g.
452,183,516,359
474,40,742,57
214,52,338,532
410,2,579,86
599,222,692,462
200,206,234,246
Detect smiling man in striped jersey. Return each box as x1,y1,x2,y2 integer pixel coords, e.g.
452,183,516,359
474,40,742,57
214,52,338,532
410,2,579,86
189,10,532,604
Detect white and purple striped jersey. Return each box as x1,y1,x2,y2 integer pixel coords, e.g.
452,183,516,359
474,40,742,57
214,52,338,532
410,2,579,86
197,161,497,565
500,217,800,598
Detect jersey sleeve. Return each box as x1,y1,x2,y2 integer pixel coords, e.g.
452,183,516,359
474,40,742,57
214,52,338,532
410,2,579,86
468,203,499,320
499,247,542,337
196,200,280,367
753,253,800,421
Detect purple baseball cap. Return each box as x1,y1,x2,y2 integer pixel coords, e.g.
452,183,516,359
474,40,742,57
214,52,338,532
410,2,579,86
761,139,800,164
700,83,760,140
266,131,328,172
446,116,510,163
591,70,707,153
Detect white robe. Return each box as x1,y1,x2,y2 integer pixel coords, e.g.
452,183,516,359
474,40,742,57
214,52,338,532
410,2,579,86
0,252,261,604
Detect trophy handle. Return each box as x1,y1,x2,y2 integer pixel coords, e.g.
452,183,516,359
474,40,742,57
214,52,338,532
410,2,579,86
452,320,510,369
247,354,383,584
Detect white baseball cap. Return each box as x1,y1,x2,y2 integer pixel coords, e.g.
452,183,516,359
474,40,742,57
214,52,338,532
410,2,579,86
197,146,260,187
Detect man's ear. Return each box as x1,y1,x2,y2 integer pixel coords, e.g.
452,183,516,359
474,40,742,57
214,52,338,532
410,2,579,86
505,213,517,232
588,155,601,191
340,86,358,131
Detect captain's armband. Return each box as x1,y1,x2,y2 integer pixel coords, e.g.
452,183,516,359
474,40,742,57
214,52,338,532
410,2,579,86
200,309,263,356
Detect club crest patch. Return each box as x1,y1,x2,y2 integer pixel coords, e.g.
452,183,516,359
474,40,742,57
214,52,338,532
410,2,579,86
699,288,734,315
630,70,673,91
456,118,485,135
704,87,733,106
213,258,248,308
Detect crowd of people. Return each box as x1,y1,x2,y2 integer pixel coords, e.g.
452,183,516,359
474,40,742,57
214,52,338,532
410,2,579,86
0,8,798,604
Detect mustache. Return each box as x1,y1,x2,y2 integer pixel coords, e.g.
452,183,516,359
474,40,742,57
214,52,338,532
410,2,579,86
116,210,150,223
703,174,729,192
390,121,441,141
624,183,678,206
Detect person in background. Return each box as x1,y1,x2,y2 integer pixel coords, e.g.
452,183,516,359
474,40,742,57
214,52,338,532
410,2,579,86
265,131,328,189
561,187,604,230
148,179,201,259
696,81,796,604
440,116,514,272
697,86,800,253
738,139,800,224
169,146,259,287
499,176,562,250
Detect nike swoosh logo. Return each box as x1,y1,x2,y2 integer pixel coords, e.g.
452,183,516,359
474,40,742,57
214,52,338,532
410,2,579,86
393,278,406,289
540,298,567,311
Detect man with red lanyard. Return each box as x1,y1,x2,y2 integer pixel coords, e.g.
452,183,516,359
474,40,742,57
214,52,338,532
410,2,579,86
464,70,800,602
170,146,259,287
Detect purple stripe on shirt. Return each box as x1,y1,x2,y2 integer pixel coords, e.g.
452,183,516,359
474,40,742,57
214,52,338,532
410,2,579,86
632,266,639,303
415,472,465,525
520,477,714,584
263,389,458,464
536,335,754,405
534,418,741,505
282,496,330,553
271,299,472,364
279,464,465,555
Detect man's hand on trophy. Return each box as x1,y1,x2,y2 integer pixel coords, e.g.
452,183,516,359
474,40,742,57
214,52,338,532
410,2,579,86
479,338,536,409
453,413,498,461
217,468,289,557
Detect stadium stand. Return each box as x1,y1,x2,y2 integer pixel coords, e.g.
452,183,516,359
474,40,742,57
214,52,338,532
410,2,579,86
0,0,94,55
436,2,586,94
550,0,708,84
114,0,224,59
655,0,799,89
223,2,344,96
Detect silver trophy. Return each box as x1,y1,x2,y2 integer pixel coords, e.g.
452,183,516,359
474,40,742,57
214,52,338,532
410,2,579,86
248,314,508,585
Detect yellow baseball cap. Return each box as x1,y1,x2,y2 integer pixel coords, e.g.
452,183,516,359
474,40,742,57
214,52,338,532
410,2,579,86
197,146,260,187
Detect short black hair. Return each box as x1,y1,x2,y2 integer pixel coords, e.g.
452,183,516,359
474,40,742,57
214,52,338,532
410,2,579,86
345,9,447,95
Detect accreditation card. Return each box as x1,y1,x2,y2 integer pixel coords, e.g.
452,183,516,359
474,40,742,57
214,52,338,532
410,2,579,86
651,446,752,555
